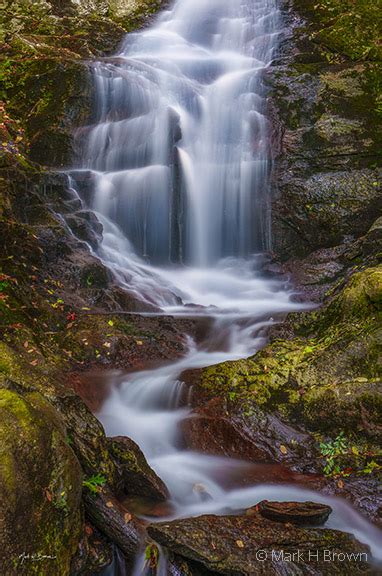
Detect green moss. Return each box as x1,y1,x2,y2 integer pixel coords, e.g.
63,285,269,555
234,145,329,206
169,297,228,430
0,386,83,574
315,114,362,140
295,0,382,61
199,266,382,441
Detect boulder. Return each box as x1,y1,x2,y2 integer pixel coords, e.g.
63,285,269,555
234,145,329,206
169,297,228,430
148,510,372,575
0,384,83,575
257,500,332,526
182,397,318,472
107,435,169,501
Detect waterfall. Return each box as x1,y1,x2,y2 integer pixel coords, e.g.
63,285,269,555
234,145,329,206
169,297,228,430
67,0,382,572
71,0,280,269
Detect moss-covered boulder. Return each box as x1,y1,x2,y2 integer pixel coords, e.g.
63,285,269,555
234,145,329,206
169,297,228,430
197,266,382,441
0,383,83,575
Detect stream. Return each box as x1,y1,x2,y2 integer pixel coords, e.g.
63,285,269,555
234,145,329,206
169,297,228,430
68,0,382,572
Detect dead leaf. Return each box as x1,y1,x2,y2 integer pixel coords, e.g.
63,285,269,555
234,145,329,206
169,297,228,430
337,479,344,489
124,512,132,523
280,445,288,455
236,540,245,548
106,501,113,508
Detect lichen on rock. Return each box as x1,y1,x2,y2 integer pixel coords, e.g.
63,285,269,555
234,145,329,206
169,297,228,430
0,383,83,575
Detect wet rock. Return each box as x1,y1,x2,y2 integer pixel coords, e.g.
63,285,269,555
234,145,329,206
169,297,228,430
71,523,113,575
267,6,382,263
272,169,382,260
257,500,332,526
196,266,382,445
107,436,169,501
65,213,103,248
182,397,318,471
0,383,83,575
52,391,118,485
148,510,372,575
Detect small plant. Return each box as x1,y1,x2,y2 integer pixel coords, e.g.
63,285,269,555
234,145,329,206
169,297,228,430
320,432,349,476
144,544,159,573
54,490,69,514
82,473,106,494
362,460,381,475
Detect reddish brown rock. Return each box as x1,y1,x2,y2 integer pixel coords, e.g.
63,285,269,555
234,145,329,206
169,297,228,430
256,500,332,526
148,510,372,575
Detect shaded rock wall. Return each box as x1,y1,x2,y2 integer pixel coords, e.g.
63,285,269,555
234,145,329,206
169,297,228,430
268,0,382,260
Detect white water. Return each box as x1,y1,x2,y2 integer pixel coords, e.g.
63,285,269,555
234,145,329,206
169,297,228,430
68,0,382,570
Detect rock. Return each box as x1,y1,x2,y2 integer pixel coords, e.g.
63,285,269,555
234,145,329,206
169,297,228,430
196,266,382,445
52,391,118,485
257,500,332,526
65,213,103,248
148,510,372,575
267,4,382,262
107,435,169,501
182,397,318,472
0,383,83,575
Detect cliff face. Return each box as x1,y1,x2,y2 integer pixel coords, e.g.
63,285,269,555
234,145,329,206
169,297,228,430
269,0,381,260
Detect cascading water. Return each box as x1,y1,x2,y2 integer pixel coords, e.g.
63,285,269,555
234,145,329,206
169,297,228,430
68,0,382,572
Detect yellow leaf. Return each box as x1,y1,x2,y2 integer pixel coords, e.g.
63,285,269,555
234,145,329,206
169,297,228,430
106,501,113,508
351,446,359,456
124,512,132,523
236,540,245,548
136,340,143,346
337,479,344,489
280,445,288,455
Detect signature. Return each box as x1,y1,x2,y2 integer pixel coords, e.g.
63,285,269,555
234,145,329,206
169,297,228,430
18,553,57,564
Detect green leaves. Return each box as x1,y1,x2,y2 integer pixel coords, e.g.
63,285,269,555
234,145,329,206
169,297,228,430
82,473,106,494
320,432,349,476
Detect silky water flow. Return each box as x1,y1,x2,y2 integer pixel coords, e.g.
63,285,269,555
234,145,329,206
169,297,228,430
67,0,382,572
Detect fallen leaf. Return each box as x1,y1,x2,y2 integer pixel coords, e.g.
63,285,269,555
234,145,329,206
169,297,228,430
124,512,132,523
337,479,344,489
136,340,143,346
106,501,113,508
280,445,288,455
85,525,93,536
236,540,244,548
30,359,38,366
23,341,29,348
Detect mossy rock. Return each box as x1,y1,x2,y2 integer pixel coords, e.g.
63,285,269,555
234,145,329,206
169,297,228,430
292,0,382,61
198,266,382,442
0,384,83,575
